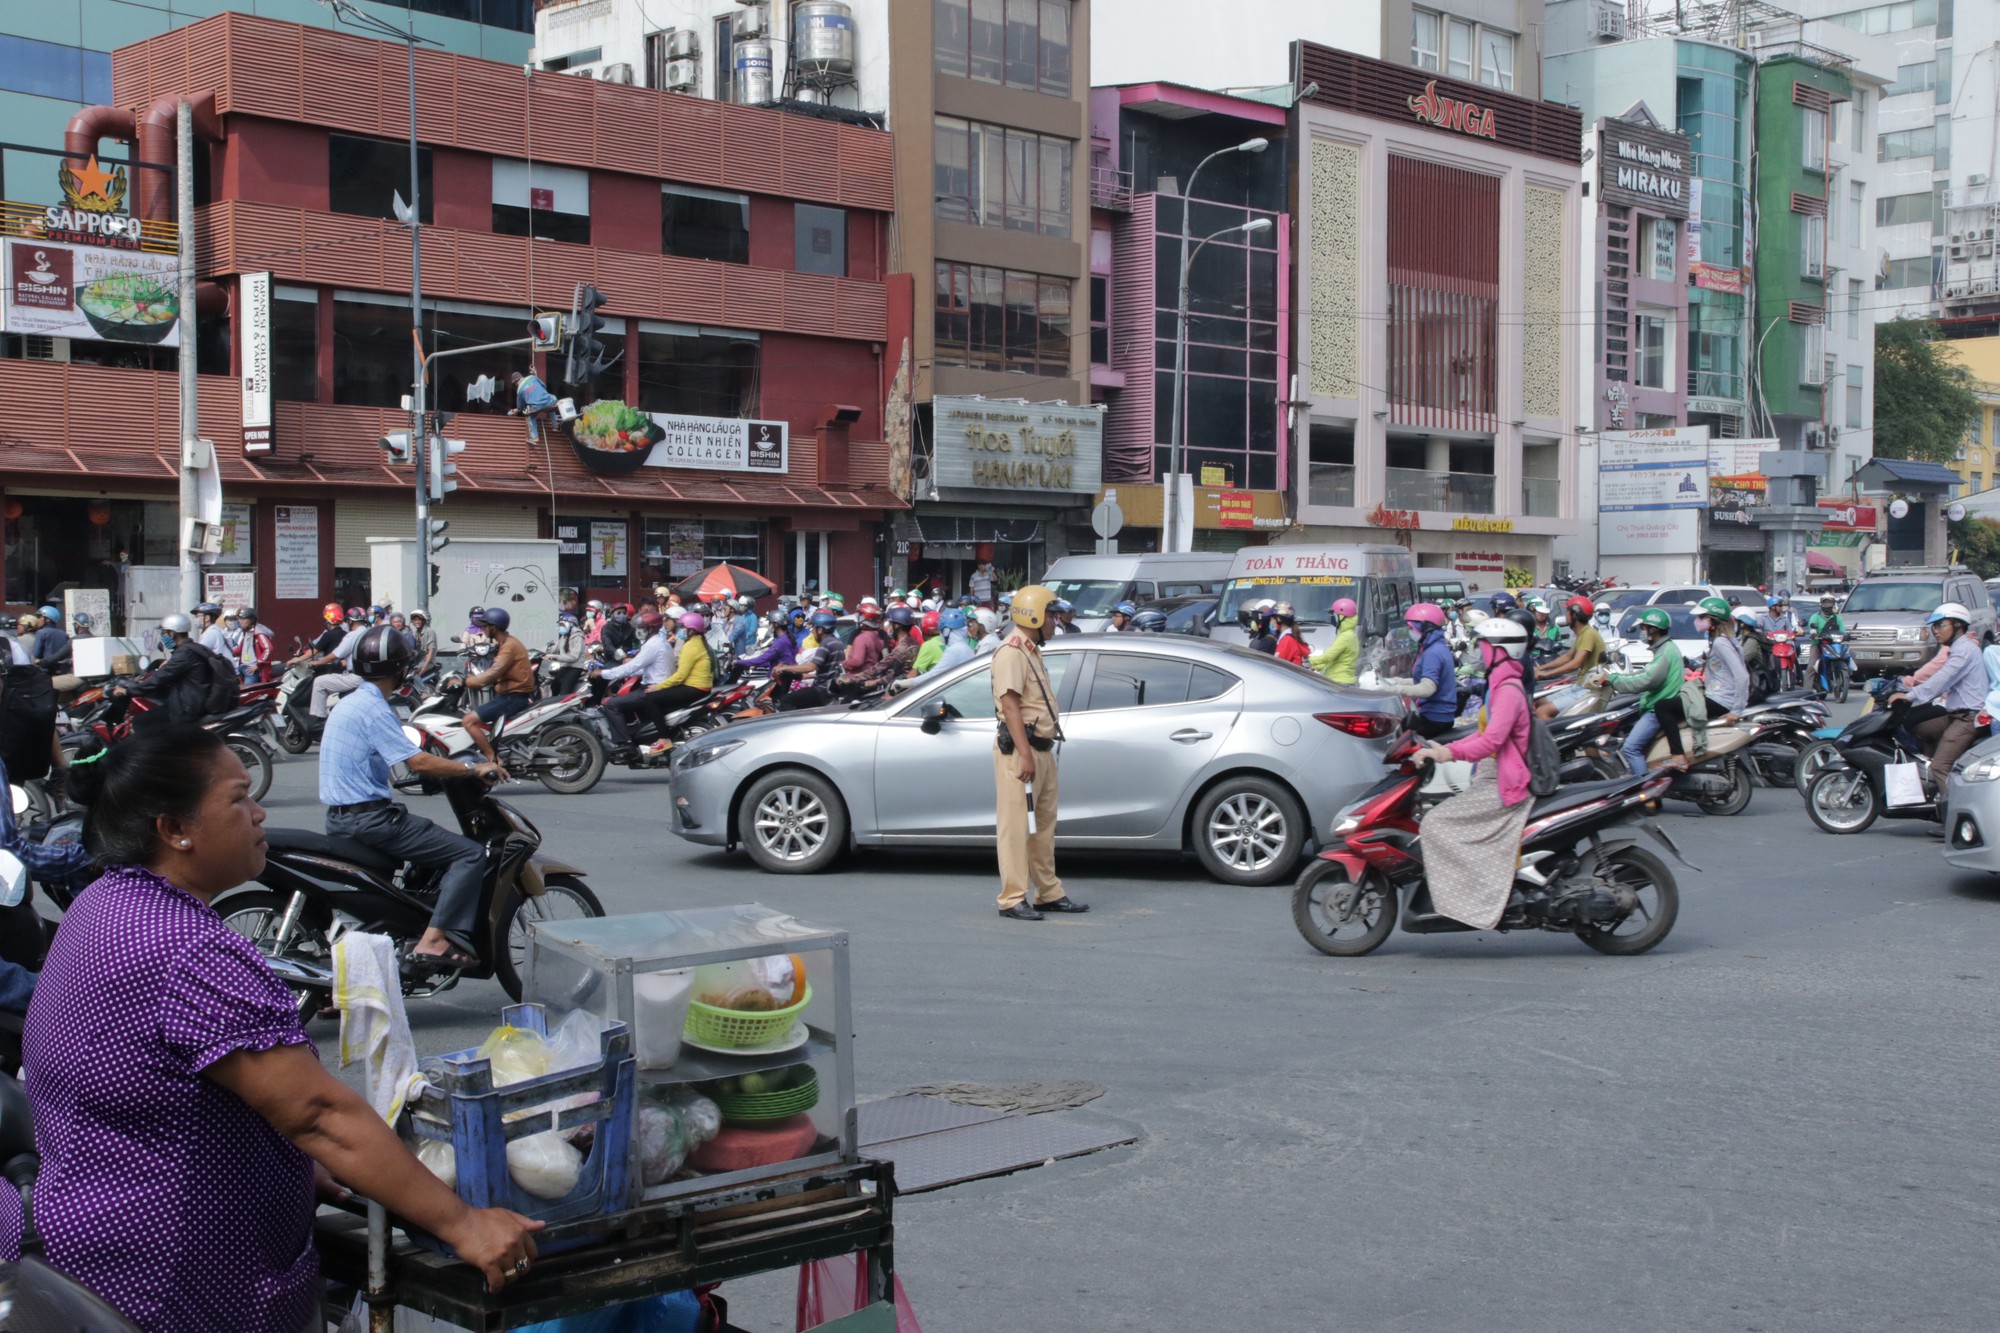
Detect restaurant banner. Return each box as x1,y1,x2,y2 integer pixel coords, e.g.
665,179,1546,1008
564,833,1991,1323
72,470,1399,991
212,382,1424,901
2,237,180,346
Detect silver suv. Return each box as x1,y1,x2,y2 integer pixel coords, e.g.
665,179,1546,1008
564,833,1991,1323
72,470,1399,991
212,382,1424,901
1839,566,1997,675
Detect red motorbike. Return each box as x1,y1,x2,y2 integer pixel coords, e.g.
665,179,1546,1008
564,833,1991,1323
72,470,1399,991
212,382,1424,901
63,689,279,804
1290,731,1691,958
1768,630,1801,692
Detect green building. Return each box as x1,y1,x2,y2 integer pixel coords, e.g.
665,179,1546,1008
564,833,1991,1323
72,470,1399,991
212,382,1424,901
1750,51,1854,453
0,1,532,206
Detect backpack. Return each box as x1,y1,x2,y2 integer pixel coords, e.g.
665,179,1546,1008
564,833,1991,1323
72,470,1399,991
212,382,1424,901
1510,676,1562,798
0,664,58,783
195,644,241,714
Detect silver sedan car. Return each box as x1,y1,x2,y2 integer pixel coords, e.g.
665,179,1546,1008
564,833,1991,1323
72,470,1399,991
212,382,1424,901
665,636,1404,886
1943,731,2000,870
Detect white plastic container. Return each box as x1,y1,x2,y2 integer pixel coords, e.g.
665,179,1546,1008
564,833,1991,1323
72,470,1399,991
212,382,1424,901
632,969,694,1069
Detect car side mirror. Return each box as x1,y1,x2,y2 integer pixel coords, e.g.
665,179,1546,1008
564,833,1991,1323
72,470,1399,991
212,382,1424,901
921,700,949,735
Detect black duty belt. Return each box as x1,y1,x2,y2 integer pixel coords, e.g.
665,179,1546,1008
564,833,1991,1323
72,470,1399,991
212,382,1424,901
995,727,1056,754
328,798,391,816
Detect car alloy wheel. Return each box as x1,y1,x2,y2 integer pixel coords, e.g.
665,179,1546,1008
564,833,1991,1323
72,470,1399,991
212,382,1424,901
1209,792,1287,873
754,784,830,863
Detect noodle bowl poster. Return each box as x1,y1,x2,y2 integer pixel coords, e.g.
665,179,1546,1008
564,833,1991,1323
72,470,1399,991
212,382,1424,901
2,238,180,347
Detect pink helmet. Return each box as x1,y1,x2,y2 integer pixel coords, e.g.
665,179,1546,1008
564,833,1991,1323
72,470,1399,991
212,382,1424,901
1404,602,1445,629
1331,597,1358,619
679,611,708,633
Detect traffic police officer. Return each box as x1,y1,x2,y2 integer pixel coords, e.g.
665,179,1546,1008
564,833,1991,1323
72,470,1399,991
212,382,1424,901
992,584,1088,921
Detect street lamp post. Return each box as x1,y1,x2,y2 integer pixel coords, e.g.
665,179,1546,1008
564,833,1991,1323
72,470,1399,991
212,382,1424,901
1163,138,1267,554
1169,217,1272,550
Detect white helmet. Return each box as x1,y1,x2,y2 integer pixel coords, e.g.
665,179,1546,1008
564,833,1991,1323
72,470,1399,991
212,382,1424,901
973,609,1002,634
1474,617,1529,661
159,612,193,635
1929,601,1973,628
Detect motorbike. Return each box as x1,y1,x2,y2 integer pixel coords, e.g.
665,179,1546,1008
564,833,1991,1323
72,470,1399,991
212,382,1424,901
404,678,606,795
0,1078,144,1331
215,771,605,1020
1812,631,1853,703
57,688,281,805
1291,731,1690,958
582,667,762,773
1562,682,1768,816
1728,692,1832,789
1804,681,1940,834
1769,629,1802,692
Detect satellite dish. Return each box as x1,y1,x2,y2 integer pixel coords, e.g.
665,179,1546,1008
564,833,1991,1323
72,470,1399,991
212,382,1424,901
1948,502,1967,523
1888,498,1910,520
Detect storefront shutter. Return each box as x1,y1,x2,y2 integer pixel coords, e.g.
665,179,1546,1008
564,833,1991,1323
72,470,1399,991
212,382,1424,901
333,497,540,568
1193,530,1254,554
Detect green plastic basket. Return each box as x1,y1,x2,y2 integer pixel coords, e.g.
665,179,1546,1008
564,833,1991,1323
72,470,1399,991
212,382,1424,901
711,1066,820,1125
683,983,813,1049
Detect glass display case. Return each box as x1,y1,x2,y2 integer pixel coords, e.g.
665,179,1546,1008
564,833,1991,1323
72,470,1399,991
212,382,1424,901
524,904,854,1202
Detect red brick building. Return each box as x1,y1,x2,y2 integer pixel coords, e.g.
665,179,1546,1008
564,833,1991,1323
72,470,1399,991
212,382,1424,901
0,13,906,644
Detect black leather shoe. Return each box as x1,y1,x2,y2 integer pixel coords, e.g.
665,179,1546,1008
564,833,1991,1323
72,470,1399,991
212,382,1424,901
998,903,1045,921
1036,897,1090,914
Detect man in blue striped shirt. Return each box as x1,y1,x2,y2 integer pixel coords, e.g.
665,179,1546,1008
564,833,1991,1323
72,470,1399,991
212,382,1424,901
1892,602,1986,785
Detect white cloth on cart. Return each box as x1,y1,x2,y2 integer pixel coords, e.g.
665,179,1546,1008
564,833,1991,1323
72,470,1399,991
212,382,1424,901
334,931,424,1124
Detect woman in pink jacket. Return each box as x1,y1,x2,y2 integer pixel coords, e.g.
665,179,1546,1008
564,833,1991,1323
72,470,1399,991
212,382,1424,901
1413,617,1535,929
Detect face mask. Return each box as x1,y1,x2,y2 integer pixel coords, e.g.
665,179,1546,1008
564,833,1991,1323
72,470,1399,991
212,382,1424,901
1694,616,1711,632
1448,611,1459,621
1479,640,1502,671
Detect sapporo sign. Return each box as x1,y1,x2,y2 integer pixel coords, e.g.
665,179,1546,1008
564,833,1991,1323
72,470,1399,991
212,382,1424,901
930,396,1104,495
0,154,180,347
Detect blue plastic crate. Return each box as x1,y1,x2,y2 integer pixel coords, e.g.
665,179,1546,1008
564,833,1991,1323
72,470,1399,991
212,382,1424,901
407,1003,637,1254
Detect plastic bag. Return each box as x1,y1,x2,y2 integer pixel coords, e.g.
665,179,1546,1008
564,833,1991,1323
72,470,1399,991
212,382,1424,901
635,1089,721,1185
508,1129,582,1200
664,1088,721,1148
691,953,803,1011
476,1025,551,1087
546,1008,604,1075
414,1135,457,1189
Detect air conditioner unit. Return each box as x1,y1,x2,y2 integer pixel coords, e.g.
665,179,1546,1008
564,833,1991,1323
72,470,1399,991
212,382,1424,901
1951,242,1968,260
600,63,634,83
1826,425,1842,447
1807,259,1824,277
1978,240,1995,257
1592,3,1627,37
1946,283,1970,298
1975,279,1998,295
1985,226,1998,240
734,6,767,36
1951,231,1967,244
1804,424,1829,449
1971,174,1992,188
666,29,699,59
664,58,699,90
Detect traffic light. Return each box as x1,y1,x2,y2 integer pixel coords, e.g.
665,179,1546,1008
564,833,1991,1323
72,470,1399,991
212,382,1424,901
378,430,412,465
426,517,450,555
530,312,564,351
428,435,465,502
564,284,618,387
429,563,442,597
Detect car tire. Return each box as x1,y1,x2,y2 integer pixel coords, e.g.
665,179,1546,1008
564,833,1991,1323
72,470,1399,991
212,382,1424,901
739,768,848,875
1191,775,1307,886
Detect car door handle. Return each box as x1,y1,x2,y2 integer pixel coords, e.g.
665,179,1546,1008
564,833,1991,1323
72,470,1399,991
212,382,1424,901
1169,728,1212,743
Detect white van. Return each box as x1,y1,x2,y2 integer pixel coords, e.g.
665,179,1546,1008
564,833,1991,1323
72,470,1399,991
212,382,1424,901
1212,545,1419,669
1414,567,1467,606
1041,553,1234,629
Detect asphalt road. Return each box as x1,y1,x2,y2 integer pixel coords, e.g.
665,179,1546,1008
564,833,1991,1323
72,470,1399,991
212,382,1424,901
250,740,2000,1331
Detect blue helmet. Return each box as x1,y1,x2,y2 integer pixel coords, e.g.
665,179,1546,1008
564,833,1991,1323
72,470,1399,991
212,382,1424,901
481,606,512,631
1488,592,1518,614
939,608,967,631
959,594,979,607
810,609,839,630
1113,601,1138,617
558,610,578,624
36,605,58,620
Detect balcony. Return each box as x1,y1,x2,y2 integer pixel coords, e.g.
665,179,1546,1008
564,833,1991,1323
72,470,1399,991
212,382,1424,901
1523,476,1561,517
1308,463,1355,507
1089,162,1134,212
1385,468,1495,514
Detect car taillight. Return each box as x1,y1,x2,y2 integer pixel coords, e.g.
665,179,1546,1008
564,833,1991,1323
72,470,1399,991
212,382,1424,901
1316,712,1399,739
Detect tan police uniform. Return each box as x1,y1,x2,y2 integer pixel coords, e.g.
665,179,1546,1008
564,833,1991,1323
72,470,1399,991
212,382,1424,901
992,632,1064,910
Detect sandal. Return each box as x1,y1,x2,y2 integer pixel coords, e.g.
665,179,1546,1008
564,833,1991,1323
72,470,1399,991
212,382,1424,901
403,944,478,976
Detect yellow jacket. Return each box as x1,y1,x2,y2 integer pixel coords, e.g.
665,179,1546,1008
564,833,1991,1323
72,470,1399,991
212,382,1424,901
1310,622,1360,684
659,635,715,690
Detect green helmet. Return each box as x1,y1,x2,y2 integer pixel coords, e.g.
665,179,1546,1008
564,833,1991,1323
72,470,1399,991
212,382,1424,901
1696,596,1732,621
1634,607,1673,635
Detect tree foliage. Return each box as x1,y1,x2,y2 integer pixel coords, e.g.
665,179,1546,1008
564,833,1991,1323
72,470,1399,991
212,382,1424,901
1872,319,1981,464
1949,517,2000,581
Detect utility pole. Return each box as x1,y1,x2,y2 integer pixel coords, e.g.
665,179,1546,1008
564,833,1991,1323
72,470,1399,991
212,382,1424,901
176,100,200,613
404,4,430,623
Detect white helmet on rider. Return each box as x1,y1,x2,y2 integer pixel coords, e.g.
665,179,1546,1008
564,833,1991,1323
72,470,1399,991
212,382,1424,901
1928,601,1973,630
1473,617,1529,662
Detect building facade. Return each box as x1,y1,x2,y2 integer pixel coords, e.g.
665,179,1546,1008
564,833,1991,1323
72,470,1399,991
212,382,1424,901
1290,42,1582,580
0,13,899,643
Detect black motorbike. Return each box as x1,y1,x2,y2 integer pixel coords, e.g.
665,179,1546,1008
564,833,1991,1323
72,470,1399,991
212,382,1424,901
0,1079,143,1331
214,773,605,1020
1804,682,1940,834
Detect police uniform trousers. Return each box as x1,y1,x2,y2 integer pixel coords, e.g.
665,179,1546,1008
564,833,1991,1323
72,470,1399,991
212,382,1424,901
994,742,1063,910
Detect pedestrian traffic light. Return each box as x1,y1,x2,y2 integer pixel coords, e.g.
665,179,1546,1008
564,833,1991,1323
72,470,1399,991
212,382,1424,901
530,312,564,351
378,430,412,465
563,284,618,387
428,435,465,502
427,517,450,555
429,562,442,597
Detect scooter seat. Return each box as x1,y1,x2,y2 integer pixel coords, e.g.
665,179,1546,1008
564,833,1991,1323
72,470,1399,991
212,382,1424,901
262,827,400,872
1761,688,1817,706
1529,776,1643,819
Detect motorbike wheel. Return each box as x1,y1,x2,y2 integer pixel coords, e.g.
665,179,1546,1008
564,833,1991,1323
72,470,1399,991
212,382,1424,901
1831,664,1850,704
1806,766,1881,834
492,874,605,1001
217,889,330,1025
1793,739,1838,797
277,717,313,755
1574,846,1679,956
1694,759,1752,817
225,735,275,805
537,723,607,795
1291,859,1396,957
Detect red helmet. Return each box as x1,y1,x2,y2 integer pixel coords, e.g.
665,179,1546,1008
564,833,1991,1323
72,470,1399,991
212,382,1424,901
346,606,368,622
634,608,663,631
1565,595,1595,619
322,602,343,624
1404,602,1446,629
922,610,941,632
857,604,882,622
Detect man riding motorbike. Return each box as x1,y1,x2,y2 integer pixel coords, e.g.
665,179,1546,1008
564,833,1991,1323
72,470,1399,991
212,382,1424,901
773,609,846,710
598,604,639,663
593,607,677,752
1695,596,1748,722
193,601,231,657
1889,602,1985,787
737,608,801,676
1600,606,1704,775
1805,592,1846,677
1106,601,1139,634
457,606,536,770
1381,602,1459,739
544,609,587,696
1533,596,1605,718
913,610,949,674
1733,606,1774,701
1763,592,1803,636
113,613,219,730
1245,599,1278,654
1310,597,1360,684
853,606,921,691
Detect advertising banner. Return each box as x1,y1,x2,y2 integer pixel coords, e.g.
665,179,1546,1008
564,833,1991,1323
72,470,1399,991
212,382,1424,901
2,237,180,346
240,271,273,454
1599,426,1709,557
273,505,319,600
930,397,1104,495
215,502,254,565
640,416,789,474
590,520,628,577
203,571,254,610
1601,509,1704,555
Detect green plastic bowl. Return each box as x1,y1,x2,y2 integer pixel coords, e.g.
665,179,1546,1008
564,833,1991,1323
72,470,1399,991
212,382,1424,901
710,1066,820,1125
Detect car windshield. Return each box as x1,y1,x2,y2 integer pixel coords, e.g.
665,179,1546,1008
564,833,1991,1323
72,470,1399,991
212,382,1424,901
1217,577,1359,625
1617,606,1702,638
1161,599,1214,632
1043,578,1128,616
1600,589,1655,613
1842,581,1943,614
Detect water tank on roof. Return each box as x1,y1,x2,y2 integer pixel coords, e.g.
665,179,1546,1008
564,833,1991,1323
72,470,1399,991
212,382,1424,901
792,1,855,73
733,39,775,104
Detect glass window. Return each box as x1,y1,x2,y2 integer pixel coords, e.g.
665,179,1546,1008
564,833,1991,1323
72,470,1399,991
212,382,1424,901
635,324,758,417
1411,11,1441,71
1083,654,1193,710
1037,0,1070,95
934,263,1070,374
329,134,432,224
540,46,600,72
0,35,104,103
1446,18,1473,80
930,663,995,720
934,0,968,74
1875,192,1932,226
1884,255,1935,289
794,204,847,277
1878,125,1935,161
1800,213,1825,276
1935,114,1951,170
1040,137,1071,238
1848,278,1863,338
1089,274,1108,364
492,159,589,245
968,0,1004,83
1004,0,1038,88
703,519,762,568
663,185,749,263
1847,364,1864,428
1634,312,1669,389
1850,91,1867,151
1640,217,1677,280
1801,322,1824,384
1478,30,1515,91
1848,181,1865,245
934,117,972,223
272,286,319,405
1188,664,1235,702
331,296,408,408
1801,106,1826,170
713,14,736,101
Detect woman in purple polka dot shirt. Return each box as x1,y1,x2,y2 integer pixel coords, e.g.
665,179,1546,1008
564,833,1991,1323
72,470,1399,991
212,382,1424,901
0,726,543,1333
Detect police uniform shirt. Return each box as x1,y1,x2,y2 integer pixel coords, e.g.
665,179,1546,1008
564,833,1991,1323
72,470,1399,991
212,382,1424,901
991,636,1059,741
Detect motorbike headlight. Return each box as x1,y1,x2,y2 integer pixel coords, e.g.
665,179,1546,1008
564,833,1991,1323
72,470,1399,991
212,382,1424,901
678,740,742,771
1958,754,2000,784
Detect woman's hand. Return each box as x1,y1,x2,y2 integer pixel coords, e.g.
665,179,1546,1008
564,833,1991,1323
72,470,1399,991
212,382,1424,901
440,1205,544,1292
1417,743,1455,764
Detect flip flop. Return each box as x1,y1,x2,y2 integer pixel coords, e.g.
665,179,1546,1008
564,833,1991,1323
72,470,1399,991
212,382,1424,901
402,944,478,976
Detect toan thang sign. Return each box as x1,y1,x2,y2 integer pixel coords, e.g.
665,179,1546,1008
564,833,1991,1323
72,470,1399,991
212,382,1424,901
930,397,1103,495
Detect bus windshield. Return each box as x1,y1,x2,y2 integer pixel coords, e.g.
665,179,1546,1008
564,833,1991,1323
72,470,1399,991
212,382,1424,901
1218,576,1360,626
